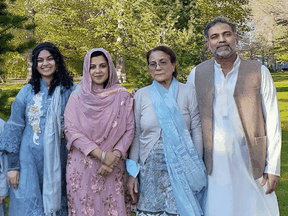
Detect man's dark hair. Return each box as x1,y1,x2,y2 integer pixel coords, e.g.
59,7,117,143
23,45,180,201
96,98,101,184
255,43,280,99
204,17,236,41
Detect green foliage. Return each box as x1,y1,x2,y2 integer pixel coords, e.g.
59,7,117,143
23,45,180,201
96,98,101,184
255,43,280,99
0,83,22,120
190,0,251,63
0,0,36,79
3,52,28,78
17,0,249,87
0,90,9,112
275,32,288,62
0,0,251,86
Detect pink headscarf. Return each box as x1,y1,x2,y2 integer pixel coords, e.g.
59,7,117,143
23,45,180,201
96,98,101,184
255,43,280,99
64,48,133,153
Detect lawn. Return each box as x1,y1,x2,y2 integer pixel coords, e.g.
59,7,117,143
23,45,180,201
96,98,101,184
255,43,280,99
0,72,288,215
275,73,288,214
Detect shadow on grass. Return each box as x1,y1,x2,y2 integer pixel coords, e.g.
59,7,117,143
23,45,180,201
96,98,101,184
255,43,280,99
277,87,288,92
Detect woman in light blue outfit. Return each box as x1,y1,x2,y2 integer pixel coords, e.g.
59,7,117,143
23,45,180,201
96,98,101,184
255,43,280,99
0,118,8,216
127,46,207,216
0,42,76,216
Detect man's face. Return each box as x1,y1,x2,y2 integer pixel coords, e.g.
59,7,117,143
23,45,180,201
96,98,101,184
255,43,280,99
206,22,238,59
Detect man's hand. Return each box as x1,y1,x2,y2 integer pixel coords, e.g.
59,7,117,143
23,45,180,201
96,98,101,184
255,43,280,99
7,170,19,190
261,173,280,194
127,175,139,205
0,196,7,205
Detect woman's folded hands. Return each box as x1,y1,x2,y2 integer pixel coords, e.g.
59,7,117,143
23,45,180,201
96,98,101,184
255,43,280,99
96,150,122,177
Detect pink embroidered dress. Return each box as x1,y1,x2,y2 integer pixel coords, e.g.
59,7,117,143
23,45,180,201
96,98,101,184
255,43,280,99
64,48,134,216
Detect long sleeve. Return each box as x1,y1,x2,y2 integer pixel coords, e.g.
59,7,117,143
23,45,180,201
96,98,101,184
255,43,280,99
0,120,8,196
0,86,28,170
64,93,100,156
0,152,8,197
129,92,141,163
186,67,196,87
7,152,20,171
186,67,203,157
187,87,203,158
260,65,281,176
113,97,134,159
65,118,100,156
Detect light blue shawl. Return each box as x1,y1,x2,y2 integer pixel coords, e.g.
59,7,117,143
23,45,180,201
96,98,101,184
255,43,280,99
43,86,62,215
149,78,207,216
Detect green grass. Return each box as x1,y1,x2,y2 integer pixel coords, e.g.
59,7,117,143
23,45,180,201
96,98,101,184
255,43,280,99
271,72,288,214
1,72,288,215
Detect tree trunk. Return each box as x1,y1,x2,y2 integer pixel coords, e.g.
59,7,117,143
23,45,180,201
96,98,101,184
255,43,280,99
115,55,126,83
26,49,33,82
25,1,35,83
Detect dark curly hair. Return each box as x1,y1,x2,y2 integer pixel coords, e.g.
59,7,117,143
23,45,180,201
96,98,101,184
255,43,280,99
146,45,177,78
29,42,73,95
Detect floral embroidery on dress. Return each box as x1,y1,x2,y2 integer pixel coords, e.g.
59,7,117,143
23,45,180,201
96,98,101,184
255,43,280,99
125,192,132,215
115,169,124,195
91,173,106,195
112,121,118,128
80,193,95,216
103,194,118,216
67,153,73,168
80,152,93,170
67,193,78,216
69,168,83,193
27,92,44,145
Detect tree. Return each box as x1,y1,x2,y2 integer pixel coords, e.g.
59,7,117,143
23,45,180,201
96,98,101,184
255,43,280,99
0,0,251,86
0,0,36,82
241,0,288,71
268,0,288,62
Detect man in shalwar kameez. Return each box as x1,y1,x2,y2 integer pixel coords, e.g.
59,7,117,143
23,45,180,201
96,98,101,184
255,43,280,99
187,17,281,216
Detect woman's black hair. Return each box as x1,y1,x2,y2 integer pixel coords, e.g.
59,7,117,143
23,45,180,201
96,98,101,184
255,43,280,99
29,42,73,95
90,51,109,89
146,45,178,78
91,51,108,63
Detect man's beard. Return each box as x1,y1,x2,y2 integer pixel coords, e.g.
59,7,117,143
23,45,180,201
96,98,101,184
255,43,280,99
209,41,237,59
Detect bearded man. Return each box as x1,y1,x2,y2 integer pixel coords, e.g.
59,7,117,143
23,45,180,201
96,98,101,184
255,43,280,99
187,17,281,216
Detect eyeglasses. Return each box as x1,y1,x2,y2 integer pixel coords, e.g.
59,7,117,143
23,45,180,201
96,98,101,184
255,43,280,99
148,60,170,70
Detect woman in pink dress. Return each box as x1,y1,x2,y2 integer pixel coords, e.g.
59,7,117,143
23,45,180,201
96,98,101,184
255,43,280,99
64,48,134,216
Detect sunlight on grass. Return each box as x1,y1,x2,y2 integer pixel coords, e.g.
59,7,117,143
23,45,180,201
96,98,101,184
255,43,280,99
272,72,288,214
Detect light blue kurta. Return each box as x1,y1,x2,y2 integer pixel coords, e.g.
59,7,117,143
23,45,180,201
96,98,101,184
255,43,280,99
0,79,76,216
0,118,8,216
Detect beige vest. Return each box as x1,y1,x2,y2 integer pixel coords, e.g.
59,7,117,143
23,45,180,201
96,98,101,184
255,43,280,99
195,58,266,180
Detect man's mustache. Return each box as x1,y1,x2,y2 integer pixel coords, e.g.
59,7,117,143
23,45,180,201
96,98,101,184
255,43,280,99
216,43,230,49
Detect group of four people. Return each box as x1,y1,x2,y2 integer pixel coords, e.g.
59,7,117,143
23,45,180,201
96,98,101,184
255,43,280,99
0,17,281,216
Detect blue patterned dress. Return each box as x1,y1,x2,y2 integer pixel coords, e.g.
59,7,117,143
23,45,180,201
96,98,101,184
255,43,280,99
0,79,76,216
